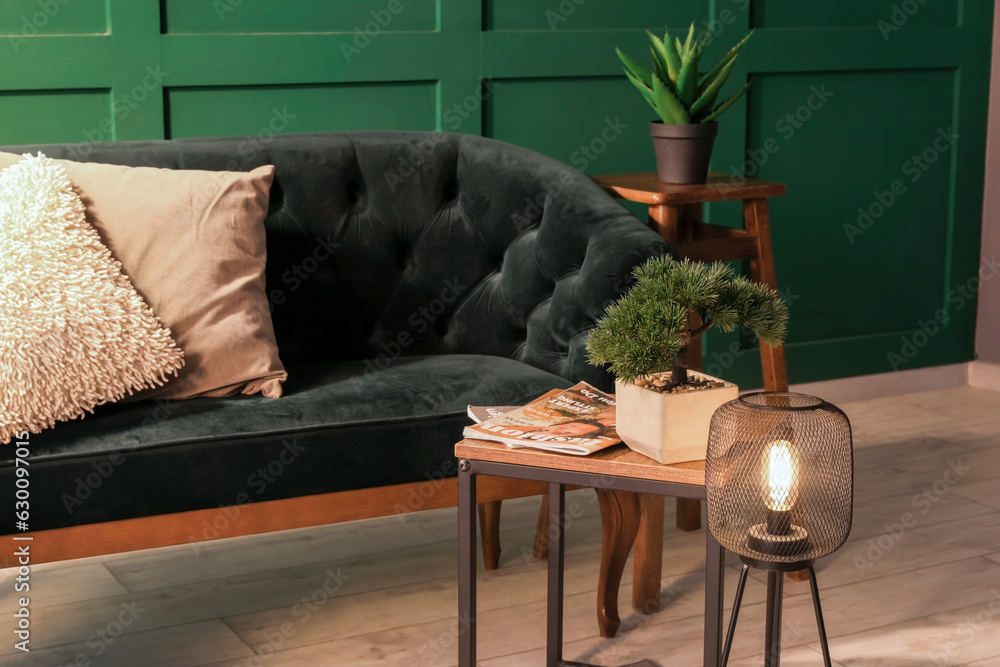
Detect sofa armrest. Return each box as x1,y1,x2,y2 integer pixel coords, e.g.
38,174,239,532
514,189,673,392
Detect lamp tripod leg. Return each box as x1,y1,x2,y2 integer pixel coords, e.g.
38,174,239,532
807,566,833,667
719,564,750,667
764,570,783,667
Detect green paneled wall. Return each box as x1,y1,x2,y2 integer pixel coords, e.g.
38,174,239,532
0,0,106,34
0,0,993,387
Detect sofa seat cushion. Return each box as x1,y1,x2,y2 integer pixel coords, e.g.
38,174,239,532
3,355,570,532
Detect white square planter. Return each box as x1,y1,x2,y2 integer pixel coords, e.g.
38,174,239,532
614,372,739,464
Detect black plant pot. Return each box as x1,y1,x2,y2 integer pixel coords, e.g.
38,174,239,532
649,121,719,185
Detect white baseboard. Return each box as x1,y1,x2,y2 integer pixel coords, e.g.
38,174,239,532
773,363,970,404
968,360,1000,391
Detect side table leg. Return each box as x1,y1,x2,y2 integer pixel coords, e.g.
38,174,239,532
704,531,725,667
595,489,641,638
742,198,789,394
632,494,664,614
547,483,566,667
458,464,477,667
648,203,680,241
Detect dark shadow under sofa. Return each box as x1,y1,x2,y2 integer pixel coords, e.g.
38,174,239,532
0,131,671,625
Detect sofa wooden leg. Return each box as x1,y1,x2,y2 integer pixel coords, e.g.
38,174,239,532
676,497,702,531
478,500,502,570
533,493,549,560
595,488,641,638
632,494,665,614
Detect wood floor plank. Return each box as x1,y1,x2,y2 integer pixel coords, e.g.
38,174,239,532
0,563,126,610
952,478,1000,510
0,620,250,667
809,598,1000,666
103,492,555,593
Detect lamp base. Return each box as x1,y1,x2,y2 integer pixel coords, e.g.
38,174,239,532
747,522,809,557
720,564,833,667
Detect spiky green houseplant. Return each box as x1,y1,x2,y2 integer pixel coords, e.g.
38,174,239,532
616,24,753,124
587,257,788,390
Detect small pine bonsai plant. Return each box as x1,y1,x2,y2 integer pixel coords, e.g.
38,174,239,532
586,257,788,390
616,23,753,125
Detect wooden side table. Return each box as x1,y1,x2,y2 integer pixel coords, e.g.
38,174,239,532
593,172,791,615
455,438,725,667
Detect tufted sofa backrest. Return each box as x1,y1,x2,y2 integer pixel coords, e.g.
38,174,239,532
2,132,670,389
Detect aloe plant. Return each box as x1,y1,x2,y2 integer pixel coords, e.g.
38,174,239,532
617,24,753,124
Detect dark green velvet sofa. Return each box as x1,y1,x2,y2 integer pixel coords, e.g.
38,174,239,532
0,131,670,564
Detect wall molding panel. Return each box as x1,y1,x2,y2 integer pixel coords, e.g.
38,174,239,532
0,0,993,386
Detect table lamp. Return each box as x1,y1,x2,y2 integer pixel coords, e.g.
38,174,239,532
705,392,853,667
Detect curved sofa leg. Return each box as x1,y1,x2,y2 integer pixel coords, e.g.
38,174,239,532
478,500,502,570
676,497,702,531
533,493,549,560
595,488,641,638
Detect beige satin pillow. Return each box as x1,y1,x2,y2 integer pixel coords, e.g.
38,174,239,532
0,151,287,399
0,154,185,443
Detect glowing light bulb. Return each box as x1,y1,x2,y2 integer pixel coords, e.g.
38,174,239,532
767,441,795,511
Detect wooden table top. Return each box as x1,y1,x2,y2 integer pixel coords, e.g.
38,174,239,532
593,172,786,206
455,439,705,486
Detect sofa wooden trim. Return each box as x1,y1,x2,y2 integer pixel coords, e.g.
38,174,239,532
2,475,559,568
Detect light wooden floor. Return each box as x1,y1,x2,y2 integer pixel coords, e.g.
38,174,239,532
3,386,1000,666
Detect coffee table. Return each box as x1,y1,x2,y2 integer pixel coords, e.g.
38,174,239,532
456,438,725,667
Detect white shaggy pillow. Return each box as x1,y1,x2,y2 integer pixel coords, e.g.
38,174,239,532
0,154,184,444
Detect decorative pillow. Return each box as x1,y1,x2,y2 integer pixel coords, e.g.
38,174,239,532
0,151,287,400
0,154,185,444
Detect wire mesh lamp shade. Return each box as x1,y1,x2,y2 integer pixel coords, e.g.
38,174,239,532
706,392,853,569
705,392,854,667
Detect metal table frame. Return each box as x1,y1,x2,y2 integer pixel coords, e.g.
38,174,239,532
457,458,725,667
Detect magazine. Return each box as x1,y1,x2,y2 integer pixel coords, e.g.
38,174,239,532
466,405,524,423
463,382,619,456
